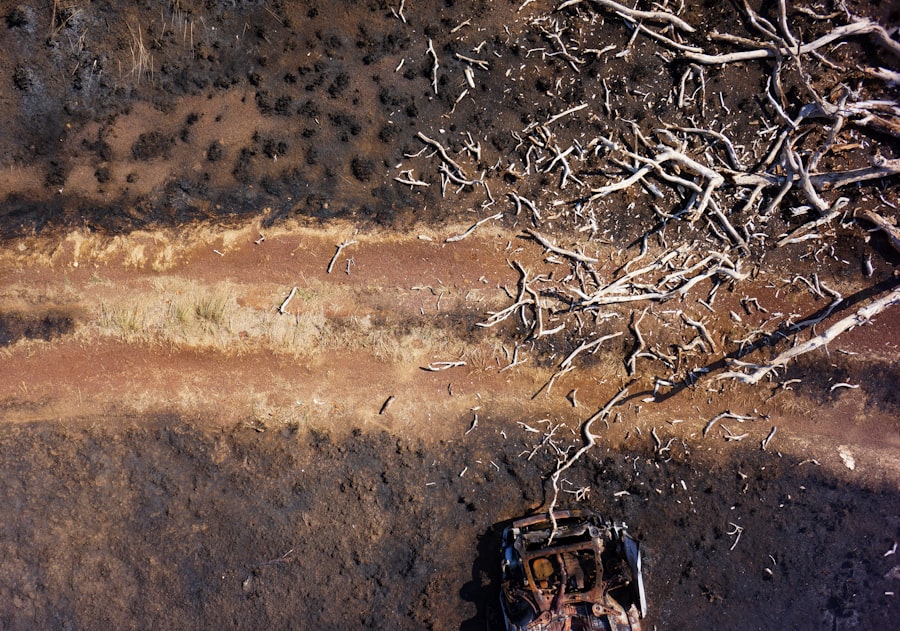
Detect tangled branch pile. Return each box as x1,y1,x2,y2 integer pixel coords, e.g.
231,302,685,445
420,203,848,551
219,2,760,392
395,0,899,393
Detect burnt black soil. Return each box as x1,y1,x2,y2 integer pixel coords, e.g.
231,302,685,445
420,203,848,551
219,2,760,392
0,0,494,235
2,0,894,240
0,418,897,630
0,309,76,345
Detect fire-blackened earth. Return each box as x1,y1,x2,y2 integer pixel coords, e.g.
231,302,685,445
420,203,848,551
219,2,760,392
1,416,898,630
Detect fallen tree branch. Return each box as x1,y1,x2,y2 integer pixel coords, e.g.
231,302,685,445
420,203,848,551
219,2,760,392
394,169,430,187
421,361,467,372
523,228,599,264
776,198,848,247
856,208,900,254
327,240,357,274
592,145,725,219
546,384,631,541
578,260,749,307
426,38,439,94
683,19,900,65
719,286,900,384
534,332,623,398
681,311,717,353
558,0,696,34
477,261,533,328
729,159,900,192
278,287,298,314
445,212,504,242
560,332,623,370
417,132,471,181
625,308,648,375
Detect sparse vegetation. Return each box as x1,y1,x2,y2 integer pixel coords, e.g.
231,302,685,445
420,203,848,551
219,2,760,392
126,22,153,85
192,289,229,326
87,276,479,365
99,302,148,340
1,1,898,629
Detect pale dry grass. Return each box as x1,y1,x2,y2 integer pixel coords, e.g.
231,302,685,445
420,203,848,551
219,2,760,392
126,22,154,84
89,277,482,365
96,279,236,349
769,390,811,417
249,307,327,356
98,302,150,341
2,218,512,365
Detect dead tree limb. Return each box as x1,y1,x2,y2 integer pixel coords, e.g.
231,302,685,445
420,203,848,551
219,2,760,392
534,332,623,398
776,198,848,247
625,308,648,375
546,385,631,541
426,38,439,94
683,19,900,65
524,228,598,264
730,158,900,192
279,287,298,314
856,208,900,254
417,132,471,181
681,311,717,353
445,212,504,243
719,286,900,384
558,0,696,34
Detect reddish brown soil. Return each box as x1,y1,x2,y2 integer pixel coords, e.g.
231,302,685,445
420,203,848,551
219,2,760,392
1,1,899,630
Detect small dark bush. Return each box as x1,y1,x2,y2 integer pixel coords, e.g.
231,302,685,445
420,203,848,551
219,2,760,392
131,131,175,161
12,66,31,91
206,141,223,162
6,7,29,28
351,157,375,183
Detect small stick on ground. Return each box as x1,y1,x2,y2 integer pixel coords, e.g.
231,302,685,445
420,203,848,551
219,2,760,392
278,287,298,314
327,240,357,274
761,426,777,451
445,212,504,243
394,170,430,187
523,228,598,264
727,522,744,551
422,361,467,371
426,39,439,94
546,103,589,126
379,395,396,415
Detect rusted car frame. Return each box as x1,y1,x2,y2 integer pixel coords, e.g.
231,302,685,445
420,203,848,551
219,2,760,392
499,509,645,631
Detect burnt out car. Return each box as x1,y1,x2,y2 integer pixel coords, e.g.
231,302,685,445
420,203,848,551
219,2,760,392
499,509,646,631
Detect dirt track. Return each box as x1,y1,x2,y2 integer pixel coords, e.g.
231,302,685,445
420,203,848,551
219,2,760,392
1,0,899,629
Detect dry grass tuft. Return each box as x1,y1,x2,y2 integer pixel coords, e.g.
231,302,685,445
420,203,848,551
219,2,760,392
126,22,154,84
253,307,327,357
192,290,229,326
98,302,150,342
95,280,235,350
